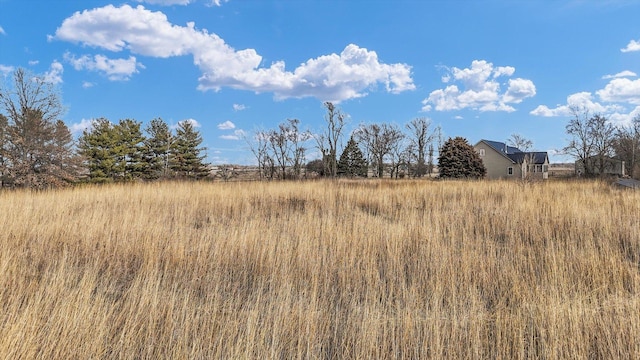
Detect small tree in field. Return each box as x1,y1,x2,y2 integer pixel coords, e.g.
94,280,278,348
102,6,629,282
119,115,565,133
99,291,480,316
337,135,368,178
438,137,486,179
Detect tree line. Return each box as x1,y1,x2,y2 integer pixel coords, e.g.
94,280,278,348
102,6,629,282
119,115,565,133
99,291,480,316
3,67,640,190
0,68,208,189
246,102,444,180
564,108,640,178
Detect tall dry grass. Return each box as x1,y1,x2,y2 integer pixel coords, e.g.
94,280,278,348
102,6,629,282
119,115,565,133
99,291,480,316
0,179,639,359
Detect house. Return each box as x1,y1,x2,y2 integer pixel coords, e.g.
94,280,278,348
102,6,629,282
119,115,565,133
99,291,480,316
474,140,549,180
575,156,625,177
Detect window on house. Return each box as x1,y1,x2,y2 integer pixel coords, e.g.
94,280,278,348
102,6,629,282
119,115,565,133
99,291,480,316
543,164,548,172
478,149,485,157
508,167,513,175
536,164,542,172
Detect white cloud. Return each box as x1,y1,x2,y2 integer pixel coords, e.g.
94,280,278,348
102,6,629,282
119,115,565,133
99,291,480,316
530,92,616,117
209,0,229,6
43,61,64,84
0,65,14,77
621,39,640,53
219,129,245,140
28,60,39,66
137,0,193,5
136,0,228,6
53,4,413,102
0,26,5,35
232,103,246,111
64,52,143,81
174,118,201,129
530,91,631,126
70,118,94,134
82,81,95,88
217,120,235,130
422,60,535,112
602,70,637,79
596,77,640,105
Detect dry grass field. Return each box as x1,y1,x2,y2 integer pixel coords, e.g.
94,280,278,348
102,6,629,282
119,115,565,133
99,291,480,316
1,179,639,359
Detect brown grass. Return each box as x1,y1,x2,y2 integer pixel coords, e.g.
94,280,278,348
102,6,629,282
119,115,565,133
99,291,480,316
1,179,639,359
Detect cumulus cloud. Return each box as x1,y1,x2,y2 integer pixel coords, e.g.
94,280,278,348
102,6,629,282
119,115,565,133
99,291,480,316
82,81,95,88
421,60,535,112
0,64,15,77
217,120,235,130
64,52,144,81
602,70,637,79
174,118,201,129
52,4,413,102
28,60,39,66
621,39,640,53
232,103,246,111
136,0,227,6
596,77,640,105
530,91,635,126
70,118,94,134
219,129,245,140
43,61,64,84
137,0,193,5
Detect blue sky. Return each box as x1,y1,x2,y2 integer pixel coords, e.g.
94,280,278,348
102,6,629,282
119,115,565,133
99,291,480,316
1,0,640,164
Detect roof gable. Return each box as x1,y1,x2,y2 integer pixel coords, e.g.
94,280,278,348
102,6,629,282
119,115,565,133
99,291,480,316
483,140,522,155
476,139,548,165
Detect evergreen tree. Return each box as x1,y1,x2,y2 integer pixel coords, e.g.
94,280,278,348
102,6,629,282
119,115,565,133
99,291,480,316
438,137,486,179
116,119,146,180
78,118,120,183
170,121,209,179
143,118,172,179
337,135,368,178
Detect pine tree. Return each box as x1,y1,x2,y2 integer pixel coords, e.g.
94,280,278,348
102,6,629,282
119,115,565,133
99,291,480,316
337,135,368,178
143,118,172,179
169,121,209,179
79,118,119,183
116,119,146,180
438,137,486,179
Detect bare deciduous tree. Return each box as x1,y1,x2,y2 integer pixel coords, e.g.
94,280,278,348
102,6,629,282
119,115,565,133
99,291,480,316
405,117,435,177
267,119,311,180
316,102,346,178
564,107,615,177
613,115,640,178
508,133,533,152
355,123,404,178
0,68,78,188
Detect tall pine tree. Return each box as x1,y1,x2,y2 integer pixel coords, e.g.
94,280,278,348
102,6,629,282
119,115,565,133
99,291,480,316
79,118,119,183
143,118,172,179
116,119,146,180
170,121,209,179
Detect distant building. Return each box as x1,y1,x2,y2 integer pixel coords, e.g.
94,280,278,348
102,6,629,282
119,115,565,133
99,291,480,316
474,140,549,180
575,156,625,177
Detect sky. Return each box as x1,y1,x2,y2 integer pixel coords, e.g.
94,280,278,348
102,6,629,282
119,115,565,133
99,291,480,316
1,0,640,165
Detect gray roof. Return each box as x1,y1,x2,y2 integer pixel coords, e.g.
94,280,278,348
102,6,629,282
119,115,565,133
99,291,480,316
480,140,548,165
483,140,522,155
507,152,548,165
614,178,640,189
